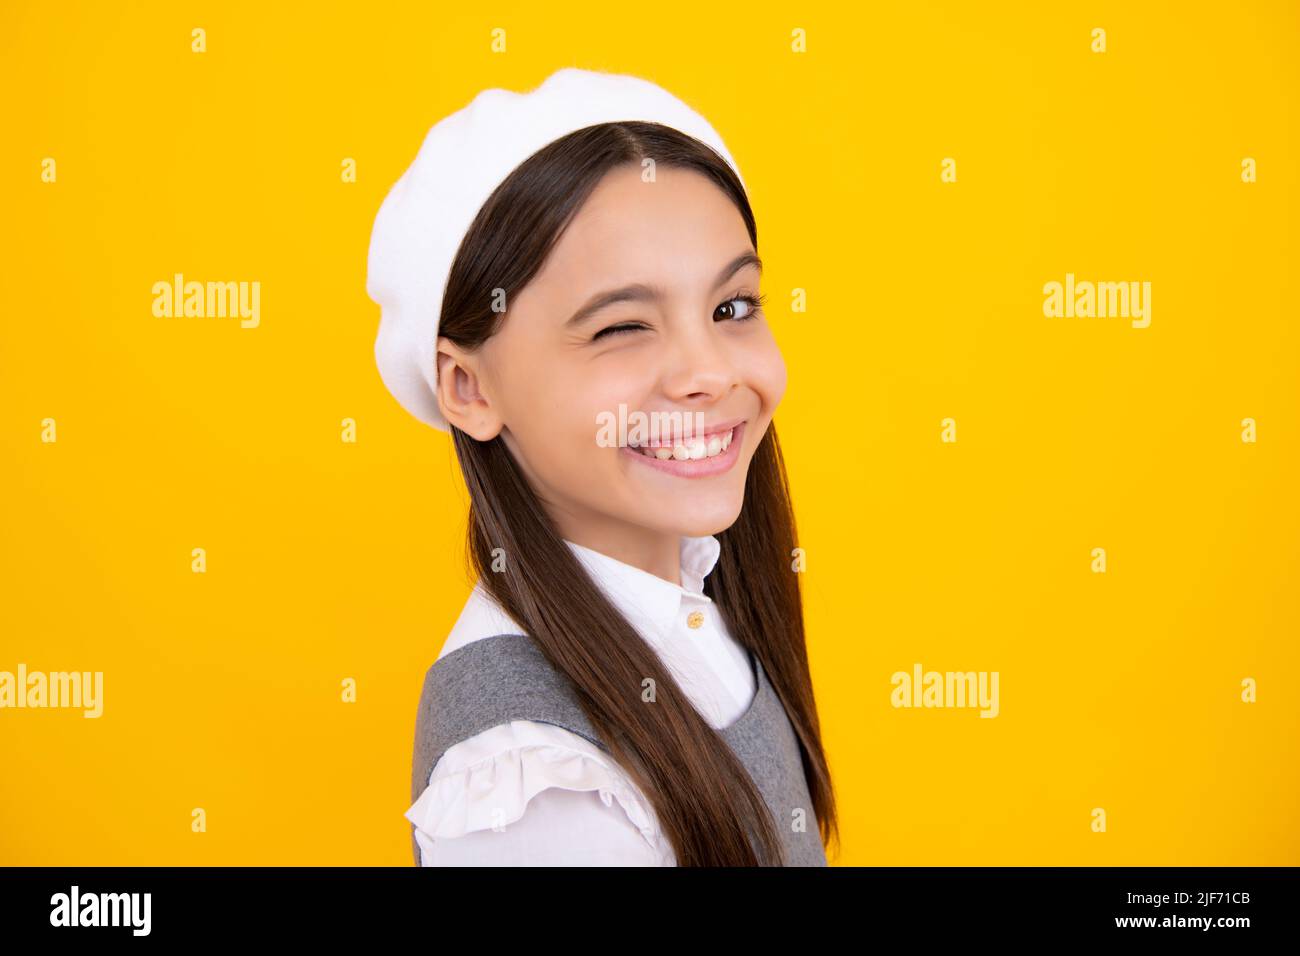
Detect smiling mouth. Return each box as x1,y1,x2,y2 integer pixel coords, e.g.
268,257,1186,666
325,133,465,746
620,422,746,479
627,425,736,461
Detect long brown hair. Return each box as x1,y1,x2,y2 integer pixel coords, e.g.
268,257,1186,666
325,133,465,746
438,120,837,865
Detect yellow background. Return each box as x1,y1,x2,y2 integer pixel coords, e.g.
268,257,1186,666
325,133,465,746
1,1,1296,865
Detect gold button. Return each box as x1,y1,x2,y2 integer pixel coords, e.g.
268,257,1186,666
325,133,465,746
686,611,704,629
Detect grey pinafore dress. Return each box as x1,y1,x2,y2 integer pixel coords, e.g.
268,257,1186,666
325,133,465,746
410,632,828,866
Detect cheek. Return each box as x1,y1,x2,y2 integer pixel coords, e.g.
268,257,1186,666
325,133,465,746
745,328,788,408
508,361,650,478
572,351,666,419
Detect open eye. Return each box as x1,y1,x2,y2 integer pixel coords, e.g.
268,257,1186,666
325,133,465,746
715,292,766,322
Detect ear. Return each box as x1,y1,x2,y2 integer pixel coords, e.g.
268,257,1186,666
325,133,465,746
434,337,503,440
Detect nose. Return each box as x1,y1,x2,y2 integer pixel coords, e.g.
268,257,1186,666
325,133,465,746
658,311,740,407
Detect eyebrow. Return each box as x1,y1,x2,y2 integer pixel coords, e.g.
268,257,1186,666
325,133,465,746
564,251,762,328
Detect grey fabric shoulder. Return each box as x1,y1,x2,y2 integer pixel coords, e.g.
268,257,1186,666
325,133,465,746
411,632,608,806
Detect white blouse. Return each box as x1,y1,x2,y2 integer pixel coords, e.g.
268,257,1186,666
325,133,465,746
405,534,757,866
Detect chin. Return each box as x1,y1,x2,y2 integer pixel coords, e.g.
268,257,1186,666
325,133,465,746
658,496,746,539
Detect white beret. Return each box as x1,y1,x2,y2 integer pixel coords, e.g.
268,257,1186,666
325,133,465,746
364,67,746,431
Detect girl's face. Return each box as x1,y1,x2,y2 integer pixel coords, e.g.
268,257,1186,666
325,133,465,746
437,163,786,567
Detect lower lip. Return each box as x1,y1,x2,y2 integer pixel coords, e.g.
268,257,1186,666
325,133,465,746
620,423,746,479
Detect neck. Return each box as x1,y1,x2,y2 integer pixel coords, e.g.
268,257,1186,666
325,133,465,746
554,515,682,587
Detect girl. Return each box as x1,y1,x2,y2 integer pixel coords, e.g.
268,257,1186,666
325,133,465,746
367,68,837,866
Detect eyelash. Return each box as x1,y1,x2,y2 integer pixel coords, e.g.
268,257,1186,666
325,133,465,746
592,293,766,341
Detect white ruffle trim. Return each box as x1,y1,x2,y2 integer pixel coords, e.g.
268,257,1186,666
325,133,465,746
406,729,664,856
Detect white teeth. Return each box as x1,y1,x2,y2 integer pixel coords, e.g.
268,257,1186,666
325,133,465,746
634,427,736,461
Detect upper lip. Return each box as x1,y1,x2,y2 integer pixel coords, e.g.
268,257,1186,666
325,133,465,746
627,417,745,448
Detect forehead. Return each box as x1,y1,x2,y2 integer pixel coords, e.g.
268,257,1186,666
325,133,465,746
529,163,752,295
